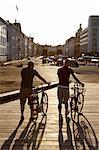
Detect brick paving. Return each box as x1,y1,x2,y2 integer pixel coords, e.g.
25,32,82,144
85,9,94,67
0,82,99,150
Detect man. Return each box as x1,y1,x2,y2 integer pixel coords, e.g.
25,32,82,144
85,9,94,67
20,61,49,121
57,59,84,117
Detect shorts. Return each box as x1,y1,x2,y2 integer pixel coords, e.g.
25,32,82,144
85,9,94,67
57,87,69,104
20,87,32,104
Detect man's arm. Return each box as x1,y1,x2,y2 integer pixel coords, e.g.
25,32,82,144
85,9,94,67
36,73,49,84
71,72,84,86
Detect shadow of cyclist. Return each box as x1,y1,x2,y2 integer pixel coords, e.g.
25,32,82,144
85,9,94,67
11,119,32,150
73,113,98,150
58,114,74,150
11,114,47,150
1,118,24,150
27,115,47,150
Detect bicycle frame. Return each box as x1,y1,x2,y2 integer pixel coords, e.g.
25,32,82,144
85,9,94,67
70,82,85,121
29,85,48,120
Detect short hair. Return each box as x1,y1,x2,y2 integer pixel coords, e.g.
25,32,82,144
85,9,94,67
65,59,70,64
28,61,34,67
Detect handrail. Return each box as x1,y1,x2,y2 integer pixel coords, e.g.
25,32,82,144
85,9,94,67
0,82,59,104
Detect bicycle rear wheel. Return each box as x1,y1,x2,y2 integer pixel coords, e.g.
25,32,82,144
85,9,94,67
42,92,48,115
30,96,39,120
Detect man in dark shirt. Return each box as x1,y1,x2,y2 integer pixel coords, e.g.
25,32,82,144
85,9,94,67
20,61,49,121
57,59,84,117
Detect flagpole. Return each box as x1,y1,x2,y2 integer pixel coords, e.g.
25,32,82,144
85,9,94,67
15,4,19,23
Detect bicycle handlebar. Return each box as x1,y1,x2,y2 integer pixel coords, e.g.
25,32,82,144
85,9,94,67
32,82,59,93
71,81,86,95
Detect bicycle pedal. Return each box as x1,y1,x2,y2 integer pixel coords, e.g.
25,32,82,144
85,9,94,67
42,113,46,116
78,101,81,104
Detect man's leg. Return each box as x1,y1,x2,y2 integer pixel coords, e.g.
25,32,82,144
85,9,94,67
20,97,26,120
65,101,69,115
64,88,69,116
58,101,62,114
57,87,63,115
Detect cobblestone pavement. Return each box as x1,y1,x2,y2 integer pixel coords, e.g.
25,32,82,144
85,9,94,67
0,58,99,149
0,82,99,150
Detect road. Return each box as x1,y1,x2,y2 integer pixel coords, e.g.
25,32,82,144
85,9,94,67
0,57,99,149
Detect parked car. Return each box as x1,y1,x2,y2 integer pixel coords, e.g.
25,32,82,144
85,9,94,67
42,57,53,64
56,58,63,66
70,60,79,67
42,58,46,64
78,57,84,62
46,57,53,63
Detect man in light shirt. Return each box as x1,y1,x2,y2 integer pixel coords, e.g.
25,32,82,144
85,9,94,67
57,59,84,118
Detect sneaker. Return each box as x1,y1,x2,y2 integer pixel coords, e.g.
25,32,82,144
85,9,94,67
66,117,71,123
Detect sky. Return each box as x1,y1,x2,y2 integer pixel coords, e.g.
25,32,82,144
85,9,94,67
0,0,99,46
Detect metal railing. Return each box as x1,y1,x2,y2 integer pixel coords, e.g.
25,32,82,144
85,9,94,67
0,82,58,104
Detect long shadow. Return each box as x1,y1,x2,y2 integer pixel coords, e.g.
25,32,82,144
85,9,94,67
27,115,47,150
1,118,24,150
11,114,47,150
73,113,98,150
11,119,32,150
58,114,74,150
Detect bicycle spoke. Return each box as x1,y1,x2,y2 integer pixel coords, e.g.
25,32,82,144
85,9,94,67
70,81,85,121
42,93,48,115
77,94,84,112
30,95,39,120
70,98,77,121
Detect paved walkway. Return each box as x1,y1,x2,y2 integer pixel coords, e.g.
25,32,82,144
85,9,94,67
0,83,99,150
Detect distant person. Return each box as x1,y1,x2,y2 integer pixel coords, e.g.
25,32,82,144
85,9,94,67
57,59,84,118
20,61,49,121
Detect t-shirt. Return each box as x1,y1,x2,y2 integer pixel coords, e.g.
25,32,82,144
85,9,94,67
21,67,39,89
57,67,74,86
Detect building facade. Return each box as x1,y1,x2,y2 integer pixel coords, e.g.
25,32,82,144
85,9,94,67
0,18,8,62
0,17,35,62
88,16,99,55
80,27,88,55
64,37,75,57
7,22,26,60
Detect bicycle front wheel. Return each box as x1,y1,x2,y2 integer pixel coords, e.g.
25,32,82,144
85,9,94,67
70,97,77,121
77,93,84,113
42,92,48,115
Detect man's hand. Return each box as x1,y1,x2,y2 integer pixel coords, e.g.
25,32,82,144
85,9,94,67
47,82,50,86
80,82,84,87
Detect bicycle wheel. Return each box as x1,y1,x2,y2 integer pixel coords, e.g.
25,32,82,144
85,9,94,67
41,92,48,115
73,120,86,150
70,97,77,121
30,96,39,120
77,93,84,113
73,113,98,150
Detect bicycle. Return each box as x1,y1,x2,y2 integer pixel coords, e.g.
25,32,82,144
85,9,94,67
69,81,85,121
28,85,48,120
